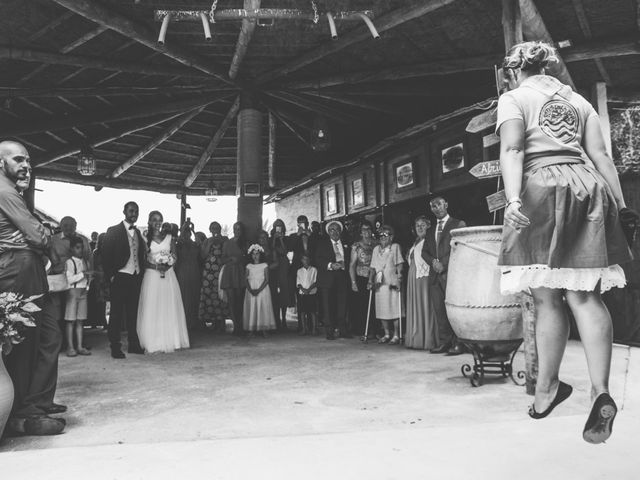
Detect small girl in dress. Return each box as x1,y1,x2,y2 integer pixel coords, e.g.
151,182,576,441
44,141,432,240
64,236,92,357
296,253,318,335
243,244,277,337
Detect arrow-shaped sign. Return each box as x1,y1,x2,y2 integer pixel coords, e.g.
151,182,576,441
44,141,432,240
469,160,501,179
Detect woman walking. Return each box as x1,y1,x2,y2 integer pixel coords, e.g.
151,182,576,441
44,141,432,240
497,41,634,443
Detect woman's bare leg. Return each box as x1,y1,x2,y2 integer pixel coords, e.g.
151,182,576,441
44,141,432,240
530,287,570,412
565,289,612,401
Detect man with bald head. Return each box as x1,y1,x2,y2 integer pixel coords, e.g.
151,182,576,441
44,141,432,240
0,140,65,436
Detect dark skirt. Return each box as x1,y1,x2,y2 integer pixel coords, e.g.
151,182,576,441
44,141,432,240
499,157,632,269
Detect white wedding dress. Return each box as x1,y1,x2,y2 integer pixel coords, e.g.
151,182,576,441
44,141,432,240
137,235,190,353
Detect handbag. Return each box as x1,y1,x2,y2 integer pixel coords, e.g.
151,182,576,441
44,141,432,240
47,273,69,292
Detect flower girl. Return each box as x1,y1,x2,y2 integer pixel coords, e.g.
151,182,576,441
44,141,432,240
243,244,277,337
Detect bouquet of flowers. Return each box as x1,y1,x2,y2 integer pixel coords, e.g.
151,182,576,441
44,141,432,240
152,250,175,278
0,292,41,355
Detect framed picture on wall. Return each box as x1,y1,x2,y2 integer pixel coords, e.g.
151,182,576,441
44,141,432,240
394,159,415,191
242,182,261,197
440,141,466,174
325,185,337,214
351,177,364,207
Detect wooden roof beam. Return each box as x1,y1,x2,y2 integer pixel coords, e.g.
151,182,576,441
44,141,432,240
110,106,207,178
6,95,228,137
571,0,611,84
298,91,401,116
266,91,358,124
26,11,75,43
255,0,456,85
51,0,234,85
228,0,261,80
0,85,230,99
184,97,241,187
266,108,313,149
34,113,186,168
0,46,212,78
519,0,575,89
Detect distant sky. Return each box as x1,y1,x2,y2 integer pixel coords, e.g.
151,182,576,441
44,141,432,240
35,179,276,237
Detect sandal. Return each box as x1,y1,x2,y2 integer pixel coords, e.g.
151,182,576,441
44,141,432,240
66,349,77,357
528,381,572,419
583,393,617,444
378,335,390,344
77,348,92,356
389,336,400,345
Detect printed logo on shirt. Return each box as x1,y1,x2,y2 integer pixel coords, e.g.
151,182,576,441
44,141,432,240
538,100,579,143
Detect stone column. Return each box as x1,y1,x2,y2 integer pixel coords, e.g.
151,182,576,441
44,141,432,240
236,92,263,242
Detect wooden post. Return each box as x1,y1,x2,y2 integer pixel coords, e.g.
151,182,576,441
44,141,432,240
180,192,187,227
24,170,36,214
268,111,276,188
503,0,537,395
592,82,613,157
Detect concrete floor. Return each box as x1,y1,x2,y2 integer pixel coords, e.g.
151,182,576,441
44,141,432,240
1,327,638,479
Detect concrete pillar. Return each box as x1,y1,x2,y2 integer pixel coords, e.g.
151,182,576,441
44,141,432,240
237,92,263,242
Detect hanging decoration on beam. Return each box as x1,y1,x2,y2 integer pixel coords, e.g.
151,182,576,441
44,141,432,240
311,115,331,152
154,3,378,43
205,182,218,202
77,145,96,176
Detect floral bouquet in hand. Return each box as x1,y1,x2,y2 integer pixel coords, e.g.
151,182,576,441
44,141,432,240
0,292,41,355
152,250,175,278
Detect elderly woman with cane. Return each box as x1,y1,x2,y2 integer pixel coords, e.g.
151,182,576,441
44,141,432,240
497,41,636,443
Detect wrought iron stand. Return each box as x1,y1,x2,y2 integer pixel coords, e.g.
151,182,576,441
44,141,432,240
459,338,526,387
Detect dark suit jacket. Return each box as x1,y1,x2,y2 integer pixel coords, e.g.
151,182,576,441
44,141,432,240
102,222,146,280
421,216,466,283
314,237,351,289
290,232,317,271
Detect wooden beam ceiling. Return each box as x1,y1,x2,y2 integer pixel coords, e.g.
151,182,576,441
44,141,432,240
0,85,230,99
571,0,611,84
5,95,225,136
50,0,234,85
298,91,400,116
184,97,241,187
255,0,457,85
266,91,359,124
110,106,207,178
34,113,186,168
228,0,260,80
519,0,575,89
0,46,211,78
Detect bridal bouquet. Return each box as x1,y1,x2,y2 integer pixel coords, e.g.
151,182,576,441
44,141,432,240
0,292,41,355
152,250,175,278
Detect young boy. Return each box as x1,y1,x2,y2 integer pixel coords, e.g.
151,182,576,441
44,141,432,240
296,253,318,335
64,236,92,357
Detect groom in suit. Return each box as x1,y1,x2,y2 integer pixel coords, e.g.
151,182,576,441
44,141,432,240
102,201,146,358
315,220,351,340
422,196,466,355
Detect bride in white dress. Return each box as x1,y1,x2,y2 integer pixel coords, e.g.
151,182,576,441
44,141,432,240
137,211,190,353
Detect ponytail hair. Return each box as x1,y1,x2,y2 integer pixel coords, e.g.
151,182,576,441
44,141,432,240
502,41,558,75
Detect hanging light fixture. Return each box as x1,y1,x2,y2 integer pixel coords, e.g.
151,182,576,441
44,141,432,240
311,115,331,151
205,181,218,202
77,145,96,176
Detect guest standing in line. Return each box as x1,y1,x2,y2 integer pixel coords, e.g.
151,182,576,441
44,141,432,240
405,216,437,350
221,222,247,336
368,225,404,345
137,211,190,353
198,221,229,332
348,220,377,338
315,220,351,340
102,201,146,358
87,233,108,329
422,196,466,355
243,244,277,337
63,237,92,357
0,140,64,436
296,253,318,336
497,41,634,443
175,221,202,330
270,219,293,331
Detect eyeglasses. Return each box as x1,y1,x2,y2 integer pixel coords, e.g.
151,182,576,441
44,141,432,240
378,232,391,237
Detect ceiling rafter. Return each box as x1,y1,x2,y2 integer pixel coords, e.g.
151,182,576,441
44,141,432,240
184,96,241,187
266,91,359,124
255,0,457,85
297,91,401,116
0,85,230,99
50,0,235,85
519,0,575,89
228,0,261,80
110,106,207,178
26,11,75,43
570,0,611,84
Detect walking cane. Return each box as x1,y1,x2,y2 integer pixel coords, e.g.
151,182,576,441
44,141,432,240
360,289,373,343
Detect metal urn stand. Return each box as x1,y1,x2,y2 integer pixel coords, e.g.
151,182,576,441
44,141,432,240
458,338,526,387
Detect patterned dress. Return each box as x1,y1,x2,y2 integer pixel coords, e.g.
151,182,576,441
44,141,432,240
198,236,229,329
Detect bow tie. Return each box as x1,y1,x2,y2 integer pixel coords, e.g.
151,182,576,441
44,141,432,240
128,225,136,230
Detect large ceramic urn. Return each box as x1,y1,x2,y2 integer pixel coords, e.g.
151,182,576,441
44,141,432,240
445,226,522,342
0,354,13,438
